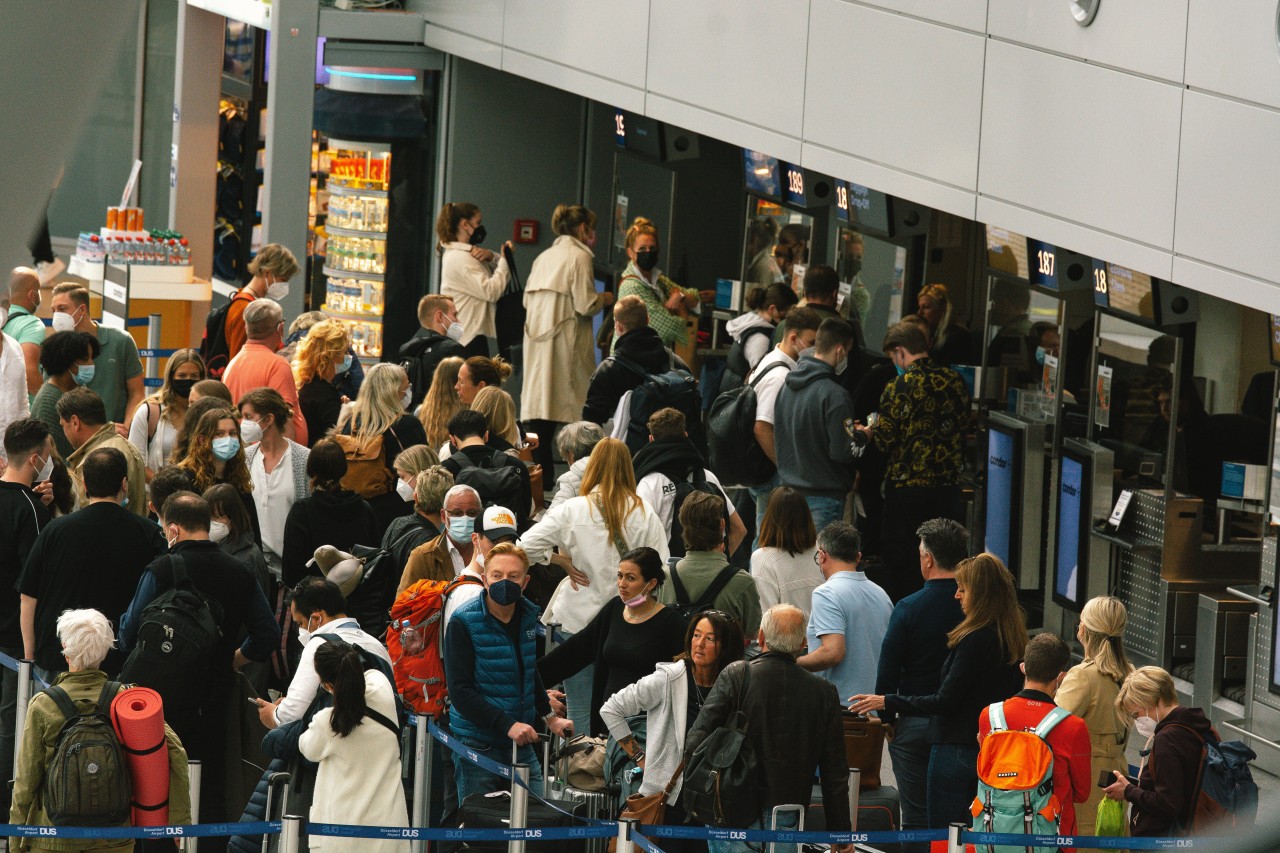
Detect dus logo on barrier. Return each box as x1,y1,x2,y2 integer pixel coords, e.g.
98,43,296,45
523,830,543,838
38,828,56,836
728,832,747,840
400,829,420,838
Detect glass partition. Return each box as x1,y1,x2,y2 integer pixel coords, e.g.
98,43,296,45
743,197,811,294
837,226,906,352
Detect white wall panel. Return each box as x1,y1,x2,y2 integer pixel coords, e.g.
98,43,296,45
418,0,505,42
979,41,1181,251
645,94,803,165
1186,0,1280,109
503,0,649,89
988,0,1187,83
646,0,809,139
805,0,984,190
849,0,989,33
802,142,978,219
1172,257,1280,317
503,50,646,114
1176,92,1280,285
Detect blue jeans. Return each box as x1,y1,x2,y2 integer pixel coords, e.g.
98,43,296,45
707,806,798,853
748,474,781,551
560,633,595,735
888,716,931,853
805,496,845,534
452,734,545,804
927,742,979,831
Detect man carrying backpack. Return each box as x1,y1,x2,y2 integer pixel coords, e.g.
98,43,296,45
975,633,1091,843
658,491,760,638
203,244,298,377
400,294,467,408
633,407,746,558
441,409,532,529
118,491,280,837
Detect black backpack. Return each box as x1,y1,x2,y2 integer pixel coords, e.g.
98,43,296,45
668,560,742,622
451,448,525,519
667,467,729,559
706,361,789,487
200,293,240,379
314,632,408,732
120,554,224,722
614,354,701,454
681,660,762,827
718,326,774,396
43,681,132,827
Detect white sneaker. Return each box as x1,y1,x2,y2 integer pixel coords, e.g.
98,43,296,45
36,257,65,286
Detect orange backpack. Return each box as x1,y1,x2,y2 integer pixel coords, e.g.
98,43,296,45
386,576,483,718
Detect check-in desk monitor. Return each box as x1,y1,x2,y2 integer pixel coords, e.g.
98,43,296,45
985,413,1045,590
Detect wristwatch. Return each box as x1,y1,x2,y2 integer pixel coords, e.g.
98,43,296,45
543,712,559,725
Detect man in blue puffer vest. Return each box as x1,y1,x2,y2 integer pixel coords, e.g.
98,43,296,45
444,542,575,800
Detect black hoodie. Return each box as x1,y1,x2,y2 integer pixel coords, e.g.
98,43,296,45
774,355,858,498
583,326,687,424
400,328,465,408
632,437,707,483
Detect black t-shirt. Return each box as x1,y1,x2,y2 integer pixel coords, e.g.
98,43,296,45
0,481,52,650
298,378,343,449
600,604,688,702
685,666,705,731
18,502,164,672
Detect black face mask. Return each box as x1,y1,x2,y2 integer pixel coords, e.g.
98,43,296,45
469,225,487,246
171,378,196,399
635,249,658,272
847,258,862,278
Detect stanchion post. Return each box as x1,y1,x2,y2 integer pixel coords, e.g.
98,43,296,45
510,761,530,853
545,623,560,653
13,660,33,771
413,715,429,853
615,817,637,853
947,822,964,853
186,756,203,853
847,768,860,832
146,313,162,382
281,814,303,853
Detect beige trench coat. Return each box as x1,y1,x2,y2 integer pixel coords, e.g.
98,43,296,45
1055,658,1130,846
520,235,605,423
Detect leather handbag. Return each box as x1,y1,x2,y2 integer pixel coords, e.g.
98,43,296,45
841,711,889,789
607,757,685,852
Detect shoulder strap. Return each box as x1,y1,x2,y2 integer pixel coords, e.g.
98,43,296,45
46,685,80,722
748,360,789,388
668,558,691,606
364,706,400,738
170,553,191,591
987,701,1008,733
452,447,476,469
316,632,343,646
696,566,742,609
97,681,123,716
1034,705,1073,739
613,353,646,377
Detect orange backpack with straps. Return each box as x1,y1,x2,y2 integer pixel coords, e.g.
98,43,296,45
386,575,483,718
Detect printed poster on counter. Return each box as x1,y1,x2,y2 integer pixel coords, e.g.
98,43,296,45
1042,353,1058,397
613,194,628,251
1094,365,1113,428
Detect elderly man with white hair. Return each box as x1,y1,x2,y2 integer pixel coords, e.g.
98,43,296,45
397,483,482,592
9,608,191,847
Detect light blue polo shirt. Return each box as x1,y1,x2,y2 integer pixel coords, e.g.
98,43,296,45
806,570,894,706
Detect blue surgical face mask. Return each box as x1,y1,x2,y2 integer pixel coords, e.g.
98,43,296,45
73,364,95,386
447,514,476,543
1035,346,1047,366
211,435,241,461
336,354,353,374
488,578,522,606
895,363,907,377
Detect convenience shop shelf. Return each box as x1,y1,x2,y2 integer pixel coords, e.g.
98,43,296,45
325,224,388,240
323,308,383,324
326,182,388,200
323,265,384,282
187,0,271,31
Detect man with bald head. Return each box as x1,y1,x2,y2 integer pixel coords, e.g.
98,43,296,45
684,603,854,853
3,268,45,397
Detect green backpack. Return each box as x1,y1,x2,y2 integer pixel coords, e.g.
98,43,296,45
43,681,132,826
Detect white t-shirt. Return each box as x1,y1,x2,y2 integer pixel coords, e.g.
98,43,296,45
249,446,295,563
636,469,737,535
748,348,797,426
443,565,485,628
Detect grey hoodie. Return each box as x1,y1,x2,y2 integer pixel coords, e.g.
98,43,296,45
774,355,858,498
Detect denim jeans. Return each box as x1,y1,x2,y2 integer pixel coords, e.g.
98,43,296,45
559,632,595,735
804,496,845,534
927,742,979,831
748,474,781,551
888,716,931,853
452,734,545,805
707,806,798,853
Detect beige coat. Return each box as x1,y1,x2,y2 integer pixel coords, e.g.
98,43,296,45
520,235,605,423
1055,658,1130,845
440,242,510,346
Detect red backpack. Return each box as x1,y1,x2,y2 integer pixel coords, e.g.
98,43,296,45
386,576,482,718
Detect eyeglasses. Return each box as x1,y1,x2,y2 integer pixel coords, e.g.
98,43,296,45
813,549,826,566
445,508,481,518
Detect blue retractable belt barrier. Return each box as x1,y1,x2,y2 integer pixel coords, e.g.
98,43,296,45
632,831,666,853
0,651,50,688
137,348,178,358
0,821,280,839
961,831,1231,850
643,825,946,845
144,378,164,387
127,318,149,327
309,823,617,841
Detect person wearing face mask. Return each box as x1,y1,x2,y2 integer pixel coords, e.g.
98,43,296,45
1103,666,1214,838
444,543,575,803
50,283,145,428
29,330,100,460
280,439,378,587
400,294,467,409
538,546,686,738
280,310,365,401
293,319,353,448
397,484,482,591
774,317,860,532
222,243,299,365
120,491,279,836
239,388,310,580
722,284,798,389
4,267,46,398
442,504,518,628
436,202,514,359
19,448,164,685
223,297,308,445
853,319,971,603
614,216,698,352
56,387,147,514
127,348,205,481
520,203,615,476
0,293,31,452
204,482,271,598
175,407,262,543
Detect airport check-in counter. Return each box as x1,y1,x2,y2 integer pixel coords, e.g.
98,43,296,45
1222,535,1280,777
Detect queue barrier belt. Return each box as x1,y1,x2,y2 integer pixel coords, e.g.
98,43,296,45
0,821,279,839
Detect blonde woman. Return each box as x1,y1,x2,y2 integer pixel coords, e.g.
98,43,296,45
616,216,698,349
223,243,299,368
454,386,522,458
418,356,464,449
393,444,440,503
294,319,353,447
521,204,614,476
1057,596,1134,847
916,283,974,367
127,348,205,480
518,437,668,733
334,362,428,537
436,202,513,359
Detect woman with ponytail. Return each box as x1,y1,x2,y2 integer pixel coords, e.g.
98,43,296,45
436,202,514,358
1056,596,1135,847
299,640,409,851
615,216,699,350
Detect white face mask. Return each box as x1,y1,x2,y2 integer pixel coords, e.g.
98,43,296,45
239,418,264,445
208,520,230,543
33,452,54,483
401,389,413,410
51,310,78,333
0,305,8,328
395,478,415,503
266,281,290,301
1134,712,1159,741
798,346,816,360
297,614,319,647
446,321,465,342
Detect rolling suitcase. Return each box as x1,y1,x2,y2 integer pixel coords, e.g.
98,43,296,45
805,775,901,852
546,735,618,853
457,789,590,853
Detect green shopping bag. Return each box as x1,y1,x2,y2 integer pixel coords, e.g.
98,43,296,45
1096,796,1127,836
